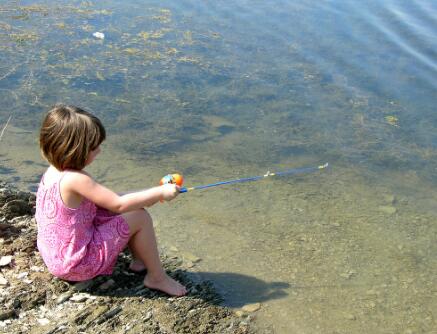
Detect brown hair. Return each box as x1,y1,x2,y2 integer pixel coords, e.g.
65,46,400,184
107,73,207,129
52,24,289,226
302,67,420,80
39,104,106,170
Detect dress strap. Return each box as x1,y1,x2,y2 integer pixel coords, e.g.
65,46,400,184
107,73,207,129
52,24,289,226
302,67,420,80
58,170,68,182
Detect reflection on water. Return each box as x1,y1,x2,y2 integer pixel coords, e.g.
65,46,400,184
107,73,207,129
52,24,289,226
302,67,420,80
1,0,436,332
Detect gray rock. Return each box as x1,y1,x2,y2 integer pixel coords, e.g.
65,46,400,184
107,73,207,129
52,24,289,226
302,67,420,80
0,309,16,321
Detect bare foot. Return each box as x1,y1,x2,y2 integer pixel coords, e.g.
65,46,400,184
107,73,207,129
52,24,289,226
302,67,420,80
144,274,187,297
129,260,146,273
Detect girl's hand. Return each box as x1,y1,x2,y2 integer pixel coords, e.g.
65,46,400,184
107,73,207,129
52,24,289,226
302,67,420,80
160,183,180,201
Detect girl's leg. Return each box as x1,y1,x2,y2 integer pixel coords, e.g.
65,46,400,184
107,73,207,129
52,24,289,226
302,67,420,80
122,209,187,297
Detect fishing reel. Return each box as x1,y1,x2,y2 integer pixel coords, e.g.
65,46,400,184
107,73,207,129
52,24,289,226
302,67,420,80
158,174,184,202
159,173,184,187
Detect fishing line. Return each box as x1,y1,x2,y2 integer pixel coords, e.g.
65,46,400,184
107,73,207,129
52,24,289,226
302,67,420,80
175,163,329,193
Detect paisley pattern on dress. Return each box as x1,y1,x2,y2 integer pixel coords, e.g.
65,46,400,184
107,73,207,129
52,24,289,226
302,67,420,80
42,186,58,219
35,171,130,281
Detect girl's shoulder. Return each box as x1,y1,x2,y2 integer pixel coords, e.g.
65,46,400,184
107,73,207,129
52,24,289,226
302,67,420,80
61,169,94,188
43,166,90,183
60,169,94,209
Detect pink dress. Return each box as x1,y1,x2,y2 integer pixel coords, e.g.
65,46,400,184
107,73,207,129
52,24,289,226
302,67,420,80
35,170,130,281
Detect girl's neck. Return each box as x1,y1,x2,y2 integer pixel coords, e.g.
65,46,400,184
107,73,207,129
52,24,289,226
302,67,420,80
47,165,61,173
48,166,81,173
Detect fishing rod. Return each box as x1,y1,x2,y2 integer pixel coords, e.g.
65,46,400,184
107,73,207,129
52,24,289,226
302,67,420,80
160,163,329,193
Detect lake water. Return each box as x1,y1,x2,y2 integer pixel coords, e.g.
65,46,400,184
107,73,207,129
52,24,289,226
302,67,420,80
1,0,436,332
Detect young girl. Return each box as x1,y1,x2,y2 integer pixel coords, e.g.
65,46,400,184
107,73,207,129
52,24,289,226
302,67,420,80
35,104,187,296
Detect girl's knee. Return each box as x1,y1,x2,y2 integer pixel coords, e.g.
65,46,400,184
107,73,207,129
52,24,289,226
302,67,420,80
123,209,153,234
137,208,152,224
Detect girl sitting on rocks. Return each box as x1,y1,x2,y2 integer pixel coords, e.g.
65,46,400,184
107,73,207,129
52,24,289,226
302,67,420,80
35,104,186,296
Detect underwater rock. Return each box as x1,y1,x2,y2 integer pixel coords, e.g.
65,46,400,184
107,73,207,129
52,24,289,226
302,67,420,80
181,252,201,263
202,115,236,135
382,194,395,204
242,303,261,313
378,205,397,215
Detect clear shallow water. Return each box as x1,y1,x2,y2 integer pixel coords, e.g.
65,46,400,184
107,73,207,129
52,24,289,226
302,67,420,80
1,0,436,332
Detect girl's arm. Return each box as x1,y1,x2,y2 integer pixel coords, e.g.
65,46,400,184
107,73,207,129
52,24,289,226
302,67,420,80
62,171,179,213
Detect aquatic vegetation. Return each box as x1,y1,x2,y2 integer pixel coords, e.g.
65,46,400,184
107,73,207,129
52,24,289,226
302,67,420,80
144,50,162,60
95,71,105,81
182,30,194,45
152,9,172,23
115,98,130,104
6,4,49,18
122,48,141,55
166,47,179,55
385,115,399,127
54,22,66,29
68,8,112,17
7,32,38,43
138,31,150,41
177,56,200,64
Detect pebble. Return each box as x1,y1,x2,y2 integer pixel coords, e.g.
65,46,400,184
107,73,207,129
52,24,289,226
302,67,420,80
366,289,378,296
182,252,201,263
56,292,73,305
37,318,50,325
30,266,44,272
242,303,261,313
378,205,397,215
73,280,94,292
344,313,356,320
144,311,153,321
0,256,12,267
235,310,245,317
169,246,179,252
382,194,395,204
0,275,8,286
184,261,195,268
0,310,16,321
0,319,12,327
99,279,115,291
70,293,90,302
17,272,28,279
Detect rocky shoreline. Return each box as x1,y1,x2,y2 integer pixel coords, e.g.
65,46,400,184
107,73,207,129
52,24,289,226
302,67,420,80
0,182,254,333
